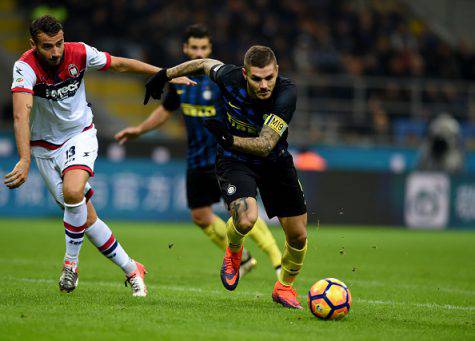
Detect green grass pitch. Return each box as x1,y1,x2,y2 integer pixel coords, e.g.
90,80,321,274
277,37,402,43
0,218,474,340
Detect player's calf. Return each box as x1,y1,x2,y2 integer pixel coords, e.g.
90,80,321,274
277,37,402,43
85,206,147,296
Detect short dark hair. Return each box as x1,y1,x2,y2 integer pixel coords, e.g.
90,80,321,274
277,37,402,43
244,45,277,69
183,24,211,43
30,15,63,41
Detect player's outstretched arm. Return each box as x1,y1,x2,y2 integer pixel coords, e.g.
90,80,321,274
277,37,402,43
165,58,223,79
114,105,173,145
143,59,222,104
109,56,195,86
4,93,32,189
232,126,281,157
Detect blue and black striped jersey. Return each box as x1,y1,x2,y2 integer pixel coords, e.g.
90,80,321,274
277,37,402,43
209,64,297,164
163,75,224,169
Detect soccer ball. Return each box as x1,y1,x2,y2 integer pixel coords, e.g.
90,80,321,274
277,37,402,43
307,278,351,320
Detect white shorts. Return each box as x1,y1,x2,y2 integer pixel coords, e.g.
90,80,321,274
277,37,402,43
33,127,98,207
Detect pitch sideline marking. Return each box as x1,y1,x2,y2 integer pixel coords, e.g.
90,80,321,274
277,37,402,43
348,279,475,296
1,258,473,296
5,276,475,312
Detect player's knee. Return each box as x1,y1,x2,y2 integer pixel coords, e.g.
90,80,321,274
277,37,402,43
63,186,84,205
191,211,213,228
286,227,307,249
234,213,257,233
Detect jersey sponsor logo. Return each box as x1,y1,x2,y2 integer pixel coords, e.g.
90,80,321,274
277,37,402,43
263,114,288,136
68,64,79,77
33,69,85,101
15,66,23,76
181,103,216,117
226,112,257,134
15,78,23,83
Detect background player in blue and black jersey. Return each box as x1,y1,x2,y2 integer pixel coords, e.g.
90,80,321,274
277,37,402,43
144,45,308,310
115,25,282,277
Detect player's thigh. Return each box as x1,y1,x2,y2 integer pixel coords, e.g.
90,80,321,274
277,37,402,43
34,156,64,207
279,213,308,249
34,154,95,208
216,157,258,210
258,153,307,220
60,129,98,203
60,128,98,178
186,167,221,210
63,169,90,204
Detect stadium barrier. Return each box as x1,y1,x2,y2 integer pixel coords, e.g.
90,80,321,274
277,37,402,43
1,157,474,229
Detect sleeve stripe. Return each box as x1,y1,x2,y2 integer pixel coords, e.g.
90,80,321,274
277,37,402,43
99,52,111,71
264,114,275,125
11,87,34,94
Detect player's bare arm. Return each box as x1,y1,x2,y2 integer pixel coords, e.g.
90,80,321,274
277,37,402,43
114,105,173,145
4,93,33,189
232,125,281,157
166,58,223,78
110,56,195,85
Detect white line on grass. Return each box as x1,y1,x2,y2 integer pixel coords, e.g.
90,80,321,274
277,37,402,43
2,258,474,297
355,298,475,312
349,279,475,296
5,276,475,312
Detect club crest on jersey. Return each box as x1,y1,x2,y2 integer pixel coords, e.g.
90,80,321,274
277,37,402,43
202,89,212,100
68,64,79,77
227,184,236,195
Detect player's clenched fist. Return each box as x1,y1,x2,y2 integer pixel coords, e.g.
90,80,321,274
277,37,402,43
144,69,169,104
114,126,142,145
4,159,30,189
144,70,196,105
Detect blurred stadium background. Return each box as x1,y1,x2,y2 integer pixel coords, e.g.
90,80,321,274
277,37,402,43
1,0,475,229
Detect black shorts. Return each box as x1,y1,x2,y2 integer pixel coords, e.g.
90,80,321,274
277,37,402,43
186,166,222,209
216,152,307,218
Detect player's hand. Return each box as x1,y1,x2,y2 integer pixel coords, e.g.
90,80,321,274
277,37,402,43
4,159,30,189
170,76,197,86
114,126,142,145
204,119,234,148
144,69,169,105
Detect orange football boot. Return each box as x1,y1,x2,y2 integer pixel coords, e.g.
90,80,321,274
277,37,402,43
220,246,243,291
272,280,303,309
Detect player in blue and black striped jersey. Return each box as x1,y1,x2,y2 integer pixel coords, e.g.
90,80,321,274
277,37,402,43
115,25,282,278
144,45,308,309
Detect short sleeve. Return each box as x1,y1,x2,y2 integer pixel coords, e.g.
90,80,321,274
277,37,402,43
263,82,297,136
11,61,36,94
209,64,238,87
84,43,111,71
162,84,181,111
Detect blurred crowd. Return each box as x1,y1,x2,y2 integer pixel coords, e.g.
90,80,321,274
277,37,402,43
20,0,475,147
26,0,475,79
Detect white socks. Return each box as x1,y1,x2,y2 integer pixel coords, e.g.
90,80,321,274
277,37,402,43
85,218,137,274
63,198,87,264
